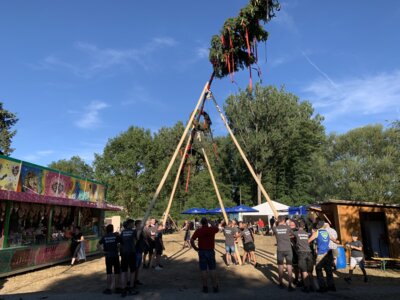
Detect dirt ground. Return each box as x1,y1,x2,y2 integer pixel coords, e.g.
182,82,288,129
1,232,400,300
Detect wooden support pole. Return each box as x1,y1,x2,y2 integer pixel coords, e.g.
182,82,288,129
140,82,209,233
200,138,242,265
162,133,194,227
210,94,279,218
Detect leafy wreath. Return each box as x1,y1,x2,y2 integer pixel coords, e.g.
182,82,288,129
209,0,280,83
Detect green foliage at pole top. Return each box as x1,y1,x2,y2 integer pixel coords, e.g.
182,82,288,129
0,102,18,155
209,0,280,78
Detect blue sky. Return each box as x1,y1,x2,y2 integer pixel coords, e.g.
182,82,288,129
1,0,400,166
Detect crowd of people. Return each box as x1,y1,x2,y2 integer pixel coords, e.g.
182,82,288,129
93,214,369,296
96,218,165,296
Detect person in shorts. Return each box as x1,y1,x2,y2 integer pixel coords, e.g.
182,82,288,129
345,232,368,283
119,219,138,296
239,222,257,266
223,220,239,266
294,220,314,293
190,217,219,293
98,224,122,295
273,215,295,291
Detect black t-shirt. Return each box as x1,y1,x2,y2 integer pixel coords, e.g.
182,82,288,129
120,228,136,255
273,224,293,252
294,228,311,253
224,227,238,246
99,232,120,258
155,231,163,248
349,240,364,257
241,228,254,244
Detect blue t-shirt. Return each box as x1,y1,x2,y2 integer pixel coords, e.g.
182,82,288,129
316,229,330,255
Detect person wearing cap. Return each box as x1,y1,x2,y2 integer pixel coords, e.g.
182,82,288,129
190,217,220,294
344,232,368,283
308,220,340,293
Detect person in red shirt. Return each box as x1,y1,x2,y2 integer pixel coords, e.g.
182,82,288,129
258,218,265,235
190,217,219,294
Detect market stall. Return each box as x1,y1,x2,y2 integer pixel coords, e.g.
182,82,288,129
0,154,120,277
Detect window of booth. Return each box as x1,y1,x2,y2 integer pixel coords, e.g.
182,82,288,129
49,206,78,243
79,207,101,237
7,202,50,247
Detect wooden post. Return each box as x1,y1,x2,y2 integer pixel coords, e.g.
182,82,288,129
162,133,194,227
200,140,242,265
210,94,279,218
140,82,209,233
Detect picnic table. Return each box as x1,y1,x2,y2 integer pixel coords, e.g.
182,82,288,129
371,257,400,271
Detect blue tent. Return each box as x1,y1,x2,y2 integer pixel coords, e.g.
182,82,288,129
207,207,235,214
288,206,307,216
181,207,209,214
230,205,259,213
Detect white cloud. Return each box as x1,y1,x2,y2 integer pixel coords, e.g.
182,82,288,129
304,70,400,122
35,37,177,78
74,101,109,129
21,150,55,162
196,47,209,59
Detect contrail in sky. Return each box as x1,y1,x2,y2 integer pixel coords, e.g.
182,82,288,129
301,51,338,89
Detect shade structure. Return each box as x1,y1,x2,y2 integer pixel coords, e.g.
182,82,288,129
181,207,209,214
207,207,235,214
230,205,259,213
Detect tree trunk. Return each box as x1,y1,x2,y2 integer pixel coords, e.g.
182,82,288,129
257,172,262,205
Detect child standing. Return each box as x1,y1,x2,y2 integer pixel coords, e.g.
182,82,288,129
345,232,368,283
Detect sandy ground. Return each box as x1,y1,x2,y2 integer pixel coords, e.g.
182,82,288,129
1,232,400,300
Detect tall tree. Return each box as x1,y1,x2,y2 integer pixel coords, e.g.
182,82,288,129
0,102,18,155
313,124,400,203
48,156,95,179
94,126,153,217
224,84,325,205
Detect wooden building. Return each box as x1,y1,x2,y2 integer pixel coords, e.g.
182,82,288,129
320,200,400,259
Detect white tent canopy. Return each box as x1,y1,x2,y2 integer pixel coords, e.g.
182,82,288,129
238,200,289,221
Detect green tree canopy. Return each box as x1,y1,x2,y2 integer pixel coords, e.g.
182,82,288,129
313,124,400,203
0,102,18,155
48,156,95,179
223,84,325,205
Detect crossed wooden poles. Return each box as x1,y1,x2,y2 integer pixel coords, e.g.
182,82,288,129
140,79,278,261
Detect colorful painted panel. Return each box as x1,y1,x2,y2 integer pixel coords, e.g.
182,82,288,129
74,179,90,201
0,158,21,191
43,171,73,198
20,163,43,195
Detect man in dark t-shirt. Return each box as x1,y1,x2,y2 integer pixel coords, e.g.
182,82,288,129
120,219,137,296
273,215,294,291
345,232,368,283
294,220,313,292
239,222,257,266
98,224,122,294
191,217,219,294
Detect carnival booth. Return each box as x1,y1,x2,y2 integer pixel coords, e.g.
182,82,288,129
0,154,120,277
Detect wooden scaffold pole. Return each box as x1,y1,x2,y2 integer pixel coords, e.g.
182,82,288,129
209,92,279,218
140,82,210,232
